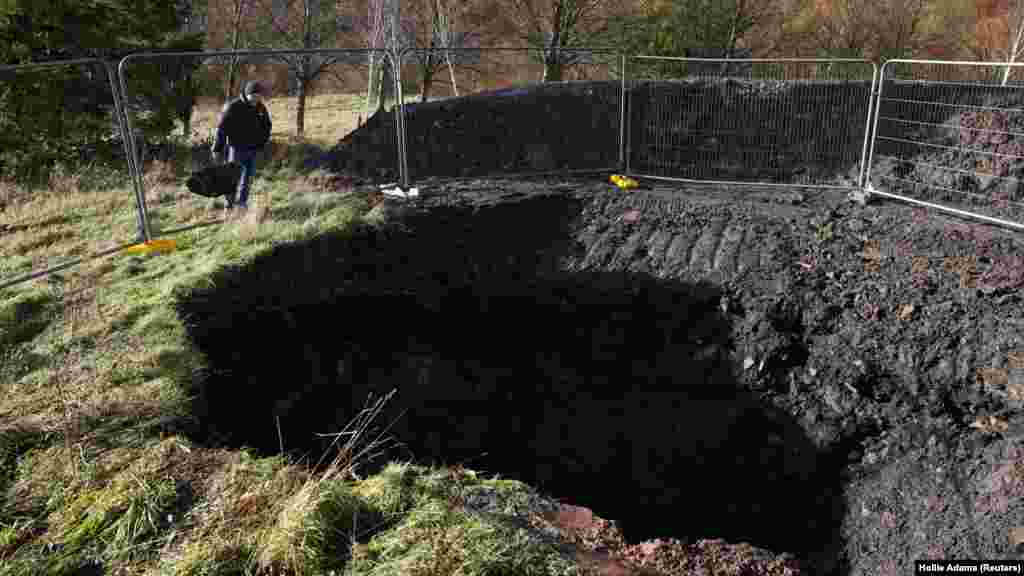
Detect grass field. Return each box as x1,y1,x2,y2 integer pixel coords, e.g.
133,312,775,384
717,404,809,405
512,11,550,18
0,93,580,575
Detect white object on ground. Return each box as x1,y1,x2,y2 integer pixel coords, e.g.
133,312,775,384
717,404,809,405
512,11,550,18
381,187,420,199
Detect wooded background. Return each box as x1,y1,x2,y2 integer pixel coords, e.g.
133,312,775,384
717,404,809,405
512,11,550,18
3,0,1024,185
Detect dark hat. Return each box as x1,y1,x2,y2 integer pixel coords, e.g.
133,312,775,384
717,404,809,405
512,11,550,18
244,80,265,96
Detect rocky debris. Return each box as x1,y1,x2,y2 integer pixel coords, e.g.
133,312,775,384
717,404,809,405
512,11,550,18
460,483,803,576
303,172,359,194
616,539,803,576
842,434,1024,575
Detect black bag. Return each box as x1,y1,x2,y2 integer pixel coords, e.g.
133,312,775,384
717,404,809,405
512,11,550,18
185,162,243,198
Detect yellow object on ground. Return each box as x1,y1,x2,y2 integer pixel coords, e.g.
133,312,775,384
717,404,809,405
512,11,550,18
610,174,639,190
124,239,178,255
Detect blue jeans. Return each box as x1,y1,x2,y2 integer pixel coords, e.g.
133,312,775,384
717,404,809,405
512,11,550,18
227,146,259,207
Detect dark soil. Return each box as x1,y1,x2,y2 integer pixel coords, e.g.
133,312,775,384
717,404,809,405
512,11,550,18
173,79,1024,576
174,186,845,573
309,79,872,187
868,79,1024,224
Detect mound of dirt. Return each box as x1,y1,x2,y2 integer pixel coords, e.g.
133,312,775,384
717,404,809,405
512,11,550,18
311,81,622,183
868,81,1024,223
311,79,874,187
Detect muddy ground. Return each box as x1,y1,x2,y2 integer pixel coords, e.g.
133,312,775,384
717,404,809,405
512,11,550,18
177,173,1024,575
405,176,1024,572
177,78,1024,575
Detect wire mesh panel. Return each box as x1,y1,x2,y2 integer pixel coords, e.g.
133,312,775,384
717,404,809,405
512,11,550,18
866,59,1024,230
117,49,398,239
0,59,142,291
626,57,876,189
396,47,624,186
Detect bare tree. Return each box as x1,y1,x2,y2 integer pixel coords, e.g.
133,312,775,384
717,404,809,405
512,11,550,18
354,0,411,115
434,0,462,97
364,0,387,113
888,0,1024,82
872,0,932,62
403,0,483,101
994,0,1024,84
786,0,931,61
247,0,347,137
735,0,803,56
503,0,609,82
224,0,253,100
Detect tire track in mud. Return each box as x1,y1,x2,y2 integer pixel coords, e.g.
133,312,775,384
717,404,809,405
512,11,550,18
565,189,794,292
414,178,1024,571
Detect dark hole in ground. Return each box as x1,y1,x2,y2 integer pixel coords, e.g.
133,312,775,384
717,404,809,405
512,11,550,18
174,195,847,573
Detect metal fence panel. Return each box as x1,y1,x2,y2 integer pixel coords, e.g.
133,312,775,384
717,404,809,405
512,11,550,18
625,56,877,189
395,47,624,187
865,59,1024,231
1,58,143,291
116,49,400,238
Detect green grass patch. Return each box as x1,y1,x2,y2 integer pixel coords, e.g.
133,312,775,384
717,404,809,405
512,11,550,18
0,134,588,575
0,426,61,519
0,287,58,351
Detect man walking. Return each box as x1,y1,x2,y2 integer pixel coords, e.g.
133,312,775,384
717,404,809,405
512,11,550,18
211,80,272,213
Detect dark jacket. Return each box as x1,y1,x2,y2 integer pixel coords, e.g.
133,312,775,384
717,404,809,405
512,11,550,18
212,94,272,153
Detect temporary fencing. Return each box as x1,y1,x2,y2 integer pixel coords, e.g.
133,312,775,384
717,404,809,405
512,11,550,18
394,47,625,187
9,50,1024,293
116,48,401,240
865,59,1024,231
0,58,143,291
623,56,878,189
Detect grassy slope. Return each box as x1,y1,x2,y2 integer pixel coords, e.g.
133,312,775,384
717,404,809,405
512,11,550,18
0,95,580,576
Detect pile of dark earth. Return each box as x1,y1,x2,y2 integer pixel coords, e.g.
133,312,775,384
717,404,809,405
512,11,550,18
174,171,1024,576
303,78,873,187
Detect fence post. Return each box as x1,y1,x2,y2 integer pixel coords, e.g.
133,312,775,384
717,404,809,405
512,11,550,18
857,62,880,192
394,48,410,190
862,60,889,197
0,58,155,290
116,57,153,244
620,52,627,172
103,59,150,244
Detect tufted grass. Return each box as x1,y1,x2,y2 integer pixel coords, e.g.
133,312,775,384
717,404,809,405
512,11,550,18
0,95,586,575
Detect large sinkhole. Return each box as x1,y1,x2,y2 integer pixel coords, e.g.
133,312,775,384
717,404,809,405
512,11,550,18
175,193,845,567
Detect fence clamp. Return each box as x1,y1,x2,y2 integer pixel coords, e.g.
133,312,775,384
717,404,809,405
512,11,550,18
850,184,874,206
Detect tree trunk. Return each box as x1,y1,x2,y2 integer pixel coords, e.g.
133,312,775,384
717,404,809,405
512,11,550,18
421,62,434,103
181,93,194,140
377,58,392,112
543,4,563,83
376,59,386,112
446,51,459,97
1003,16,1024,86
298,0,312,138
367,53,377,115
296,76,308,137
721,1,741,77
543,56,563,82
225,0,244,101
